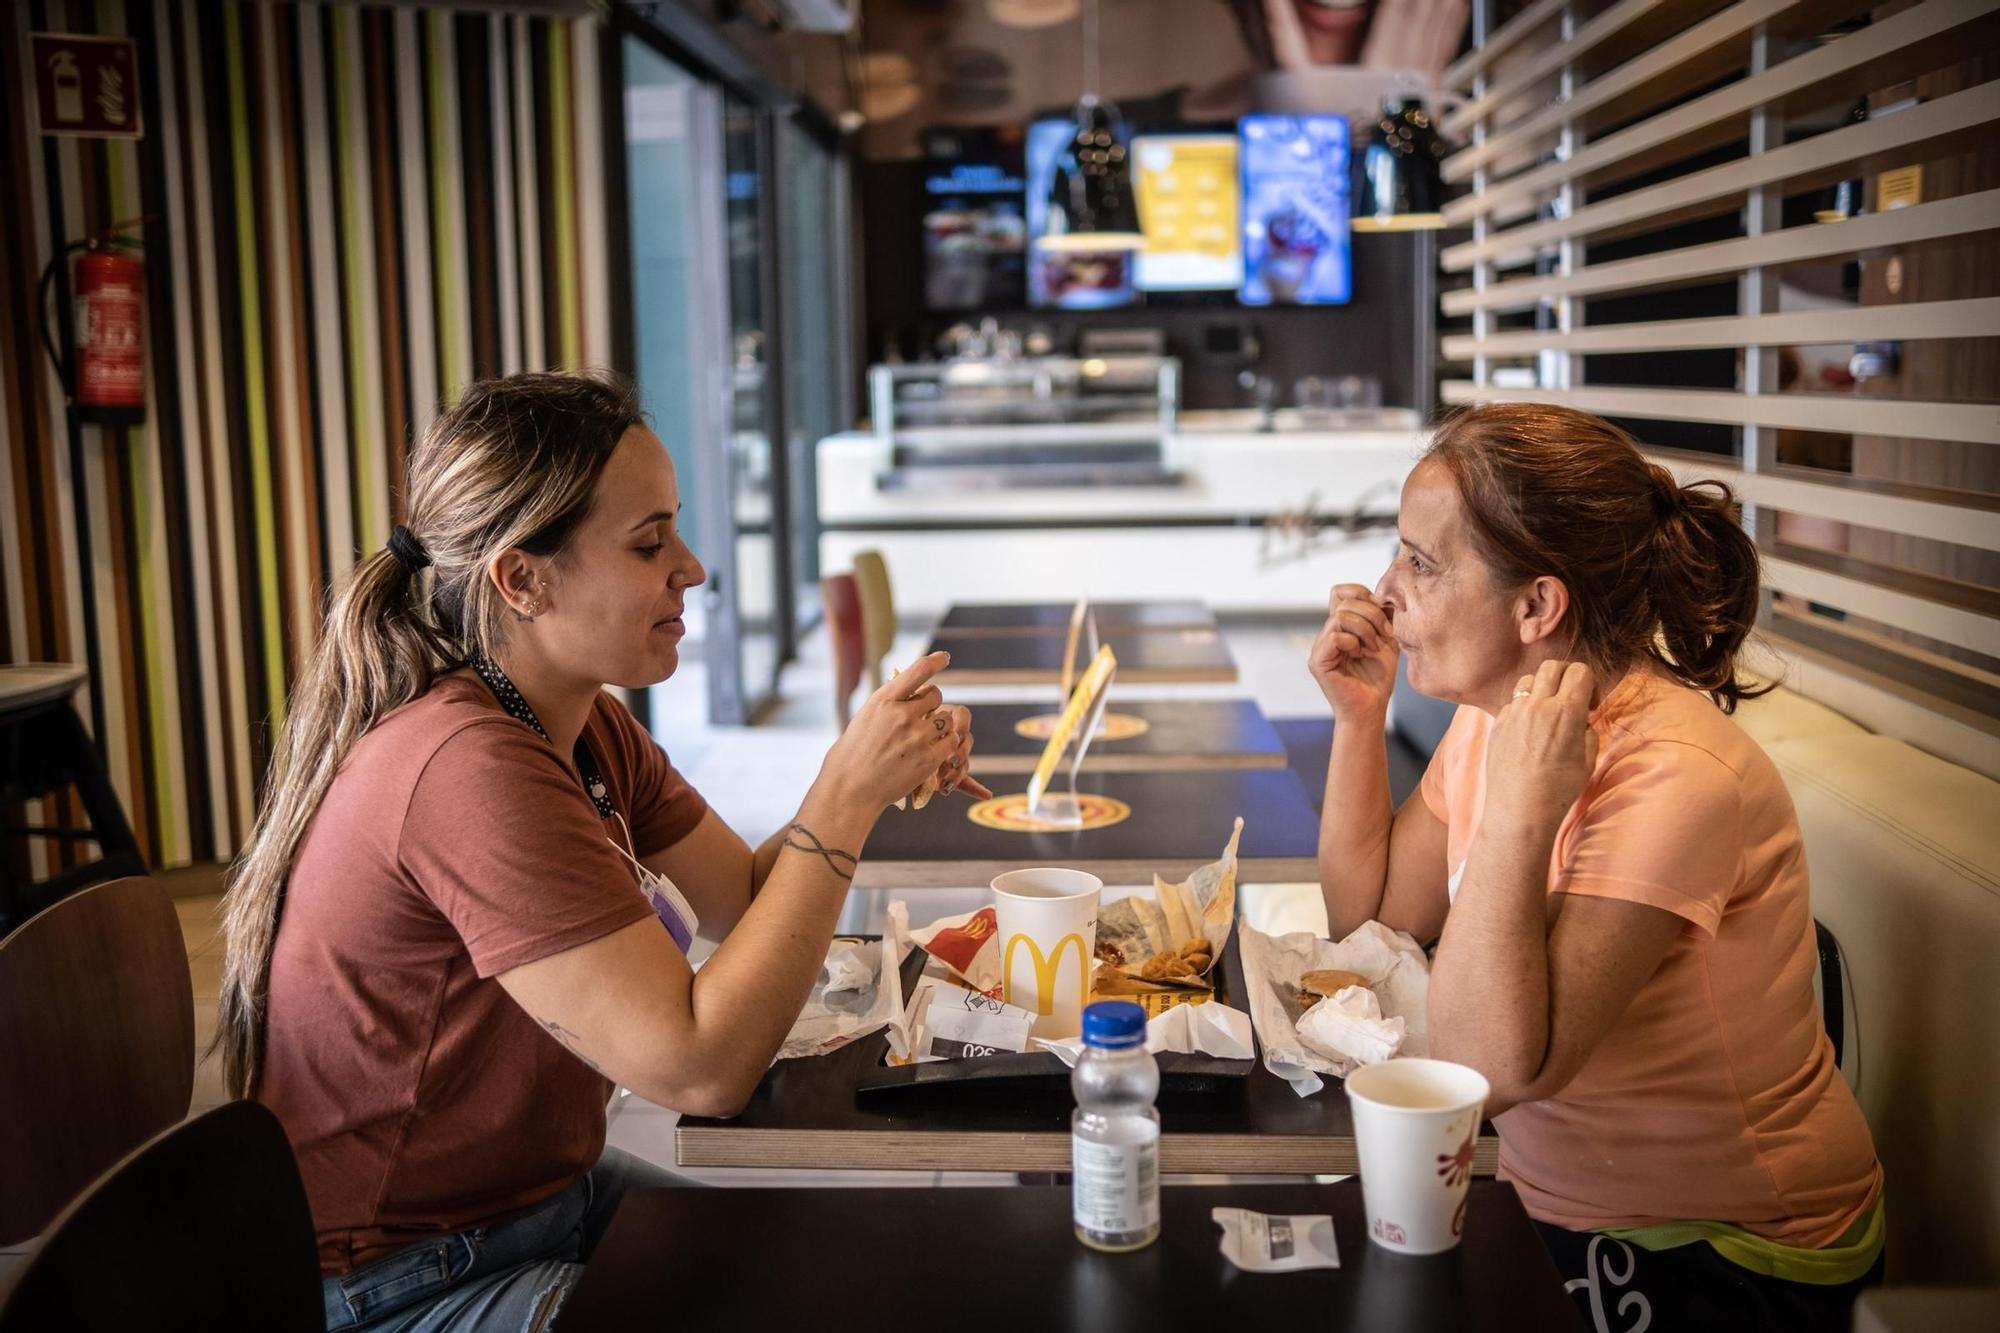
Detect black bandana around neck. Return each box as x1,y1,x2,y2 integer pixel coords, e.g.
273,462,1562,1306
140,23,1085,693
469,654,616,819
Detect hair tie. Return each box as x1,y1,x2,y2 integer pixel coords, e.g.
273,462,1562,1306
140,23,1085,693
387,524,431,573
1650,474,1685,522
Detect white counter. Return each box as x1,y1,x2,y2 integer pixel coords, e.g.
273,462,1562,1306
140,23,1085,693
816,426,1425,615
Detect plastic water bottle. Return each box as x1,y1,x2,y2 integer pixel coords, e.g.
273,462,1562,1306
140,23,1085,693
1071,1000,1161,1251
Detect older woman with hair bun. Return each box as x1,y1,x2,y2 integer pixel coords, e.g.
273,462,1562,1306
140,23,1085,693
1311,404,1883,1331
215,372,982,1330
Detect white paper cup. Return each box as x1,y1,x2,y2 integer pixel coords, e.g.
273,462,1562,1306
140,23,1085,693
1346,1058,1491,1255
991,868,1101,1041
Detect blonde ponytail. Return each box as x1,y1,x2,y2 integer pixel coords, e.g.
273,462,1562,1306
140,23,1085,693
213,372,640,1097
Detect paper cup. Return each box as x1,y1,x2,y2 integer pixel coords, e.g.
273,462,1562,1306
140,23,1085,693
1346,1058,1490,1255
991,868,1101,1041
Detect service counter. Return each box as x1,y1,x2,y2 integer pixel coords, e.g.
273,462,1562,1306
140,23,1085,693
816,412,1423,615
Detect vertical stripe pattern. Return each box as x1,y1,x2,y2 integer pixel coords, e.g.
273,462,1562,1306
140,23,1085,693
2,1,616,870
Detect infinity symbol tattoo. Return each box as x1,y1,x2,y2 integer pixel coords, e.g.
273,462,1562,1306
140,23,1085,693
782,821,859,881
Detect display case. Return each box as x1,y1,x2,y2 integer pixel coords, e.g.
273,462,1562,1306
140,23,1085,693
867,355,1180,491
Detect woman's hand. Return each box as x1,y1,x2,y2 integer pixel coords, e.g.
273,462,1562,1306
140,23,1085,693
816,651,961,812
1483,660,1600,833
932,704,979,796
1308,584,1400,723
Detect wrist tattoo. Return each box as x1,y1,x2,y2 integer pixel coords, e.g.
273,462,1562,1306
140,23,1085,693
540,1019,608,1077
782,821,859,881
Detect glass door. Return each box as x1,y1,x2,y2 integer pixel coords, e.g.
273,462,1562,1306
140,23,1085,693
778,114,851,631
722,92,787,719
622,39,790,725
622,37,717,727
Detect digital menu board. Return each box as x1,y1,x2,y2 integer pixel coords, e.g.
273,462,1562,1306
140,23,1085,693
1238,115,1352,306
921,127,1028,311
1130,134,1241,292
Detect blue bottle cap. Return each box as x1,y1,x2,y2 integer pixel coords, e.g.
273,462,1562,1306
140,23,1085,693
1082,1000,1147,1049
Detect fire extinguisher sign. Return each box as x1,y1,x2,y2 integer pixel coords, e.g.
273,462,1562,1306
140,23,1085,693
32,33,143,140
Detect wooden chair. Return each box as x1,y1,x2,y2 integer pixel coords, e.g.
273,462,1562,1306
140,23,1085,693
0,1101,323,1331
0,876,194,1245
850,549,898,690
822,573,866,729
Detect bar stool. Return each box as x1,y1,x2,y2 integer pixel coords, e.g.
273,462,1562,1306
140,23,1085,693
0,665,145,932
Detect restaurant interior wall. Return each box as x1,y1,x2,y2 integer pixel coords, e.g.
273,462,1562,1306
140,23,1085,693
1,0,622,872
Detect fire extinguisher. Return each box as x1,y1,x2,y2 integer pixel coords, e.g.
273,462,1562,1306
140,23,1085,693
38,219,148,427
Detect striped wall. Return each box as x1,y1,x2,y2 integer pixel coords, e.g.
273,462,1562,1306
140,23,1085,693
2,0,617,871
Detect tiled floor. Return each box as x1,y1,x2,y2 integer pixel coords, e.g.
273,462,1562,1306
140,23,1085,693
170,614,1331,1181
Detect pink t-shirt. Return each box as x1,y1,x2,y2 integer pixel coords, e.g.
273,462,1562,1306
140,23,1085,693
1419,667,1882,1246
259,674,708,1274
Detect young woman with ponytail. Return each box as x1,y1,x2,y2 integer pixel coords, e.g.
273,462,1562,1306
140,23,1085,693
217,372,980,1331
1310,404,1882,1331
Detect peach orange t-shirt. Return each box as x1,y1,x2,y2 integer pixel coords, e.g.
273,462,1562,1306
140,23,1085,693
1419,667,1881,1246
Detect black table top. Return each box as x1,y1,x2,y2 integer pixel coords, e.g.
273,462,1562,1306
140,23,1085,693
966,698,1287,773
560,1181,1582,1332
928,629,1238,684
939,599,1218,634
674,932,1501,1178
851,767,1320,888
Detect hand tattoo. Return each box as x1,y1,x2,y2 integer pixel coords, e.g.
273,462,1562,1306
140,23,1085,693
540,1019,608,1077
781,821,859,881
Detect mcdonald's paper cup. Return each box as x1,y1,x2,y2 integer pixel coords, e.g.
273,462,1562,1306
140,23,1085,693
991,868,1101,1041
1346,1058,1490,1255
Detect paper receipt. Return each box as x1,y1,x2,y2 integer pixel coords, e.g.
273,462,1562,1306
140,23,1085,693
1212,1208,1341,1273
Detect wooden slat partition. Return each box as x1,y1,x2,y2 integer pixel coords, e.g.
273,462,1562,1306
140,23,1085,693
1443,0,2000,729
1443,0,2000,228
1442,298,2000,358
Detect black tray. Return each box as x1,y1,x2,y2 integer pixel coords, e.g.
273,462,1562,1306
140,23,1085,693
855,928,1256,1105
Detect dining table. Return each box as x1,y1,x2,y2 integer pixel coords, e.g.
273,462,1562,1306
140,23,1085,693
676,933,1499,1179
928,628,1239,686
558,1180,1583,1331
959,698,1288,774
851,767,1321,890
936,598,1219,636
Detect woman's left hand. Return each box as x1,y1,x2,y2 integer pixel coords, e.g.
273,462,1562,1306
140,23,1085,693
932,704,981,796
1483,660,1599,832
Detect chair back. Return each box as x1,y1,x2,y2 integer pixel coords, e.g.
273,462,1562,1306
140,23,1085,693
1814,918,1848,1070
821,573,865,728
0,1101,323,1331
0,876,194,1244
850,549,897,690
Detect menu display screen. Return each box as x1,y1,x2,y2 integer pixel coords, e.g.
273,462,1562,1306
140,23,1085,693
921,127,1028,311
1238,115,1352,307
1131,134,1241,292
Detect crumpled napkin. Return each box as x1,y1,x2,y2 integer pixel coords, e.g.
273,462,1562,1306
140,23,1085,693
1298,986,1404,1067
776,903,912,1061
1032,1000,1255,1067
1240,921,1431,1097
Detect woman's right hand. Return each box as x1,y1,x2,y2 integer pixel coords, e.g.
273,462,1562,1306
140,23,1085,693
1308,584,1400,724
816,650,960,812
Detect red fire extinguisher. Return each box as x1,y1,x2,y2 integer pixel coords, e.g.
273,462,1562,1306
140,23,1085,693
74,245,145,419
38,220,148,426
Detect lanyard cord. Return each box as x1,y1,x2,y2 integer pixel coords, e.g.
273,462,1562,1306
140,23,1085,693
468,654,616,819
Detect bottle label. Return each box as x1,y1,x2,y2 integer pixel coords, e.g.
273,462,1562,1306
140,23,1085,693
1072,1133,1159,1236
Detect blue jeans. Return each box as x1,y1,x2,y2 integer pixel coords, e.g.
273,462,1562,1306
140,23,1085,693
322,1148,687,1332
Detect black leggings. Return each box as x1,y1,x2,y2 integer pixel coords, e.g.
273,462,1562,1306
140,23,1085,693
1534,1223,1884,1333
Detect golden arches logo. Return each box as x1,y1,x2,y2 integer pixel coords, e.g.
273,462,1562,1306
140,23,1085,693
1002,932,1089,1016
958,913,995,941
